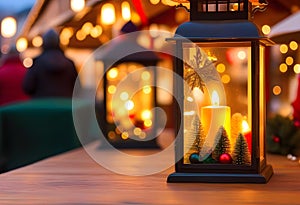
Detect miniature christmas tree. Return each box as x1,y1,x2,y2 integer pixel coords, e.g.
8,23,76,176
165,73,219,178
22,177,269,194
190,115,201,153
184,115,206,163
232,133,251,165
212,126,231,161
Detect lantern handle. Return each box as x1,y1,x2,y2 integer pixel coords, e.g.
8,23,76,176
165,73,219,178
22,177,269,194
251,0,268,18
175,3,190,12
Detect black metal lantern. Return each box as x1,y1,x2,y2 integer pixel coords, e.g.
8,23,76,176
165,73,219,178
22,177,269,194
95,22,160,148
167,0,273,183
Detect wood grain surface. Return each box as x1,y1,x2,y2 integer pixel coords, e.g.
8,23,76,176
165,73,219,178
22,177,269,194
0,141,299,205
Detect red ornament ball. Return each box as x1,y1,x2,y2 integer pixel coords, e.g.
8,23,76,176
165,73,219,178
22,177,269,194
272,135,280,143
219,153,232,164
294,120,300,128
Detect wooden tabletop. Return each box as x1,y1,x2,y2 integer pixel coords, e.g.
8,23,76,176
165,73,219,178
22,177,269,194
0,141,300,205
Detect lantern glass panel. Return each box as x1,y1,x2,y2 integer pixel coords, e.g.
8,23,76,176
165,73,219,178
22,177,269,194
106,62,155,141
182,42,253,166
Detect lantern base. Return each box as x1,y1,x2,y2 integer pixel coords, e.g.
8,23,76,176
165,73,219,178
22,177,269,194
167,164,273,183
107,139,160,149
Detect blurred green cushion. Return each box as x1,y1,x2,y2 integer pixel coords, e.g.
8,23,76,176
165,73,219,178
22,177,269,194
0,98,96,172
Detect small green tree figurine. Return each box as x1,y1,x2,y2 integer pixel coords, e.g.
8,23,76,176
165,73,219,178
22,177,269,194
212,126,231,161
232,133,251,165
184,115,206,163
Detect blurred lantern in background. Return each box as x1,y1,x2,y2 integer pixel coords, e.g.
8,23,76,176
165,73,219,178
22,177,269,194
95,21,160,148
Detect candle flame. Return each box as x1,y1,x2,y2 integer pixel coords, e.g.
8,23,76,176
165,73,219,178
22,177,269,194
211,90,219,106
242,120,250,133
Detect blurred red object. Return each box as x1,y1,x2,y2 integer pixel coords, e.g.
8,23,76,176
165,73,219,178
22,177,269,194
244,131,252,154
292,75,300,122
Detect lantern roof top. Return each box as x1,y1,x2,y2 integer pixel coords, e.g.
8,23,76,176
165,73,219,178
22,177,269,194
171,20,272,44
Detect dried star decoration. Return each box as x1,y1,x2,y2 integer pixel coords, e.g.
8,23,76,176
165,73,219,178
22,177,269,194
184,46,218,92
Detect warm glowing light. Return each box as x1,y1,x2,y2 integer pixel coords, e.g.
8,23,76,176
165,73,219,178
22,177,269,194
141,110,152,120
139,132,146,139
61,27,74,38
16,38,28,52
90,25,102,38
122,1,131,21
71,0,85,12
162,0,178,6
175,8,187,23
169,0,189,3
237,50,246,60
279,63,288,73
211,90,219,106
108,68,118,79
289,41,298,51
131,12,141,25
187,96,194,102
294,64,300,74
273,85,281,95
143,85,152,94
128,64,137,72
108,85,116,94
134,128,142,136
144,119,152,127
101,3,116,25
221,74,231,84
216,63,225,73
232,3,239,11
121,132,129,140
141,71,151,81
138,34,151,48
60,27,73,45
108,131,116,139
150,0,160,4
32,36,43,47
242,120,250,133
125,100,134,110
149,24,159,38
23,57,33,68
82,22,93,34
285,56,294,66
60,37,69,46
280,44,288,54
1,17,17,38
262,25,271,35
120,92,129,101
207,51,217,62
76,29,86,41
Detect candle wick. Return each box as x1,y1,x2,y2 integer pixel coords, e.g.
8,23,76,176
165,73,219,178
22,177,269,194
213,102,218,106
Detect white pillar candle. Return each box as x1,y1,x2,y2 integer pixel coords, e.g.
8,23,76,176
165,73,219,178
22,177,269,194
200,90,231,159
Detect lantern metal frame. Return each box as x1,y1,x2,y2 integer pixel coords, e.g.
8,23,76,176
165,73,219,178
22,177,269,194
167,0,273,183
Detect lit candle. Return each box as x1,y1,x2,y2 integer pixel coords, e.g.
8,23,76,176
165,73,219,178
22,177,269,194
200,90,231,155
